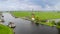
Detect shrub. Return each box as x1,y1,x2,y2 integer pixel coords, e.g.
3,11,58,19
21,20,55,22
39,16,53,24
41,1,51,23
57,21,60,26
35,17,40,23
52,21,56,25
41,20,47,22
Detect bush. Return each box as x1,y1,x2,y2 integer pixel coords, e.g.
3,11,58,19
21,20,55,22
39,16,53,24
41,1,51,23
52,21,56,25
41,20,47,22
57,21,60,26
35,17,40,23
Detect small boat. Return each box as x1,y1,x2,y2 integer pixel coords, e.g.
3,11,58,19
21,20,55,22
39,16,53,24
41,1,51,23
2,16,4,17
8,22,16,29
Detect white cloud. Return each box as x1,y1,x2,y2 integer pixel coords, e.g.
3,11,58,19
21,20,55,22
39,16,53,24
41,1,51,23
43,3,60,11
0,0,42,11
0,0,60,11
54,3,60,10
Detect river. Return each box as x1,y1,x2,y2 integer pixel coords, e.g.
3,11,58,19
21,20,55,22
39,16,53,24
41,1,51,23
2,13,59,34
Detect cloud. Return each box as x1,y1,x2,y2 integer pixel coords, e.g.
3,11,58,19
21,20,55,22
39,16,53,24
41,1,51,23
43,2,60,11
7,3,42,11
0,0,42,11
54,3,60,10
0,0,60,11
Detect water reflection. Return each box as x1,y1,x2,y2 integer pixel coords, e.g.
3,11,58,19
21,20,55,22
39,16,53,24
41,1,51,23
2,13,15,25
35,23,39,26
57,28,60,34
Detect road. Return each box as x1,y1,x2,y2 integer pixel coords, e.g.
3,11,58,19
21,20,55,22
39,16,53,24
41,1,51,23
2,13,58,34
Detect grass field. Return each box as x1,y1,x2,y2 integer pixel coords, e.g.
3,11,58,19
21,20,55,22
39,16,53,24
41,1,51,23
0,24,13,34
11,11,60,20
11,11,31,18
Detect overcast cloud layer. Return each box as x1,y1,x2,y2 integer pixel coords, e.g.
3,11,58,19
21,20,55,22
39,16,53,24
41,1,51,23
0,0,60,11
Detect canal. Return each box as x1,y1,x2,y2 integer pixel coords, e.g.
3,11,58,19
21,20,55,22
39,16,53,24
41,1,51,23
2,12,60,34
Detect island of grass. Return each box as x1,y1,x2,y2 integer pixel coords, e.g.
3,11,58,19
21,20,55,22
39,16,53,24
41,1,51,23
0,24,13,34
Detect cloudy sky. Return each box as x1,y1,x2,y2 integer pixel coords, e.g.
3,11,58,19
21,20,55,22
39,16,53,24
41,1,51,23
0,0,60,11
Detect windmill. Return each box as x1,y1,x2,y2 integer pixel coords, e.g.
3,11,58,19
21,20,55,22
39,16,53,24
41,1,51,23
31,9,35,21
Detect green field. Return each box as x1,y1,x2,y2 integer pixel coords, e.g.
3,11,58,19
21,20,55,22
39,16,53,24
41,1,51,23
11,11,60,20
11,11,31,18
0,24,13,34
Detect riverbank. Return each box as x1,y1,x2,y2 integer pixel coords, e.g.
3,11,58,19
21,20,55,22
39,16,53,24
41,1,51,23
0,24,13,34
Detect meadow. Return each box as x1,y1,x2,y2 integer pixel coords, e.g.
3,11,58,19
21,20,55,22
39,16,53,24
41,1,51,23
11,11,60,20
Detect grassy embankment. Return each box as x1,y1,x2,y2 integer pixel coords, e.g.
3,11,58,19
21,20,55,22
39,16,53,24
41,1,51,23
0,24,13,34
11,11,60,27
